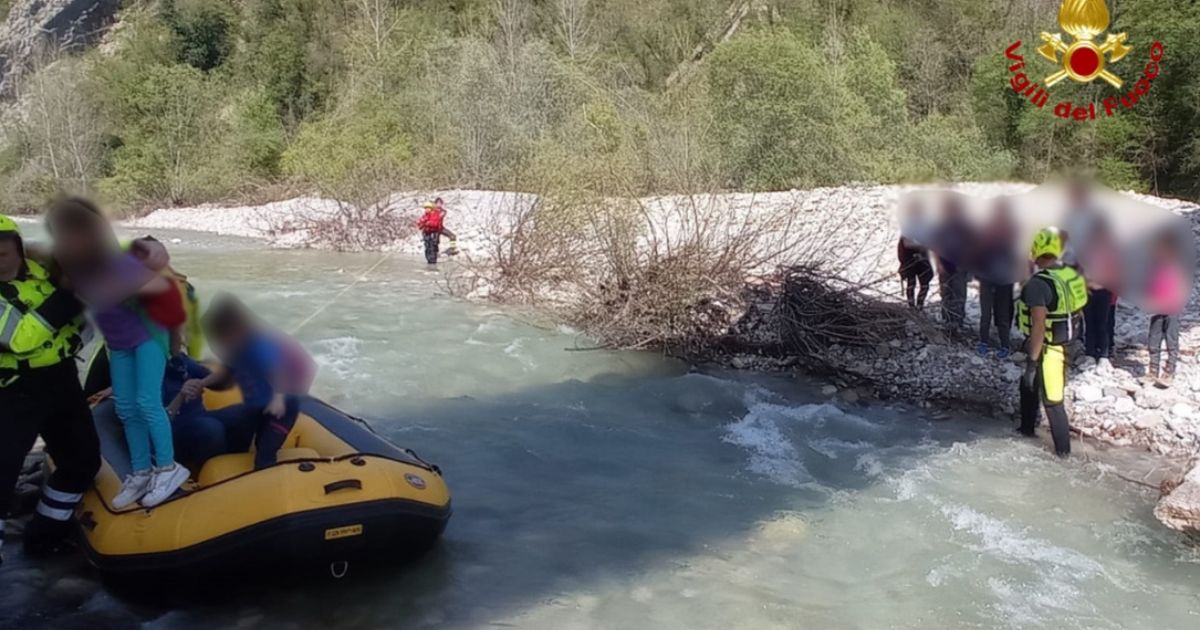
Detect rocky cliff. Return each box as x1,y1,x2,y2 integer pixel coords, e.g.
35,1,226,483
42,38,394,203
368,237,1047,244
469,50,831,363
0,0,119,95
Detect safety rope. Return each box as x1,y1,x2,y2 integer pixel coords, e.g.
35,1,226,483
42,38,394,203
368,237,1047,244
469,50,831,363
289,253,392,336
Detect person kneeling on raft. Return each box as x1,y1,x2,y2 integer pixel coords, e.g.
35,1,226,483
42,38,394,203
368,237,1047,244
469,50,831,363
188,295,302,470
1017,227,1087,457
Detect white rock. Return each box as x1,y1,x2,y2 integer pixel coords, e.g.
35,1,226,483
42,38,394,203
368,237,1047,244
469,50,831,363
1113,397,1135,414
1076,385,1103,403
1170,403,1194,418
820,385,837,396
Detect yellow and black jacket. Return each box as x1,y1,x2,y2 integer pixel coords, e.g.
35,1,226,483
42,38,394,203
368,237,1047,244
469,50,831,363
1017,266,1088,345
0,259,84,384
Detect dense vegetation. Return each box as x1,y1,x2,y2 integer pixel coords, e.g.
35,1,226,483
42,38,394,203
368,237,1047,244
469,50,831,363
0,0,1196,213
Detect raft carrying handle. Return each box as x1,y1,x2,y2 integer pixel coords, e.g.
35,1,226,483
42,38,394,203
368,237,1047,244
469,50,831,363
330,560,349,579
324,479,363,494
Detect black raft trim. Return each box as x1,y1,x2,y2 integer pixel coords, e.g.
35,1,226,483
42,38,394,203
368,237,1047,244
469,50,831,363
81,498,452,576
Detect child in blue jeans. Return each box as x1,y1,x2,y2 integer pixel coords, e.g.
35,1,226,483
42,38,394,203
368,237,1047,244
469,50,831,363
47,198,189,509
187,294,300,468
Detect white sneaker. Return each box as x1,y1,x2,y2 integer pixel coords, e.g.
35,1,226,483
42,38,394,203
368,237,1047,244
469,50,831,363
141,464,190,508
111,470,153,509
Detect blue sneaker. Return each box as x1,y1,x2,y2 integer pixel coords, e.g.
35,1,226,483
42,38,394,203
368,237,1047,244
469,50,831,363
995,347,1011,360
975,343,990,357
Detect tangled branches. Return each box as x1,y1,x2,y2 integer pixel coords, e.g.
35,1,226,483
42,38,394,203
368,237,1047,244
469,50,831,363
775,263,915,357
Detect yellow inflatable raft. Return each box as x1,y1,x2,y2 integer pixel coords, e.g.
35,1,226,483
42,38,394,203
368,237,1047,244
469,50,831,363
75,388,451,578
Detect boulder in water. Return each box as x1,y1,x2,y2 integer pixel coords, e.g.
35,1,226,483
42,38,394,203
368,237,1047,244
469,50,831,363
1155,464,1200,537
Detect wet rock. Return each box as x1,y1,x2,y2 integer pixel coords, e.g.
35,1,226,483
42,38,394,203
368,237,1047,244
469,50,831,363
1009,352,1027,363
820,384,837,396
875,342,891,358
48,576,99,602
3,567,46,588
842,389,860,404
1155,465,1200,535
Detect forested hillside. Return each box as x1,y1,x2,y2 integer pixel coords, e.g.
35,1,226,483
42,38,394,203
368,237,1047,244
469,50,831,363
0,0,1196,213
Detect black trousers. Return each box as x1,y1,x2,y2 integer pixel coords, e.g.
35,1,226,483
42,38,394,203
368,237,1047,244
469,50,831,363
209,397,301,469
901,261,933,308
1083,289,1113,359
1018,343,1071,456
0,362,100,518
939,268,969,330
1148,314,1180,374
978,281,1014,349
423,232,440,264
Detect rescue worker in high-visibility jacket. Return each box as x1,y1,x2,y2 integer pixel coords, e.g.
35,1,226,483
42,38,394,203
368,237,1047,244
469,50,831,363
0,215,99,563
1016,227,1088,457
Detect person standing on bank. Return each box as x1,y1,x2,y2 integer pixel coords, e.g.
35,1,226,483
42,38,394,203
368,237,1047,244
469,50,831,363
1016,228,1088,457
417,198,458,265
0,215,100,563
931,197,974,338
973,198,1020,359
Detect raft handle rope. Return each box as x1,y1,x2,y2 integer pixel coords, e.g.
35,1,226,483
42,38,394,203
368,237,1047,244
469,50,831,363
330,560,349,579
289,253,392,336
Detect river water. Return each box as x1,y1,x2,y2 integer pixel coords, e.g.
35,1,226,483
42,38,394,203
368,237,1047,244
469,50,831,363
2,229,1198,629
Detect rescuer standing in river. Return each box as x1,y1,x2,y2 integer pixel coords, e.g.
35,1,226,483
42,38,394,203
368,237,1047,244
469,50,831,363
1016,227,1088,457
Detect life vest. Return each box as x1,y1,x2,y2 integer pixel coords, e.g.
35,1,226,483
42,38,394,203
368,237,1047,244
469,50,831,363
0,260,84,384
417,209,444,234
1017,266,1088,345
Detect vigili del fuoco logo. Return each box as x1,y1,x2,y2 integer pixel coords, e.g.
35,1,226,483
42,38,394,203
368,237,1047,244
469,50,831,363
1004,0,1163,121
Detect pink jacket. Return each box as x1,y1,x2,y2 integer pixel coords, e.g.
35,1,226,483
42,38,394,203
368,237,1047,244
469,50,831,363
1146,262,1186,315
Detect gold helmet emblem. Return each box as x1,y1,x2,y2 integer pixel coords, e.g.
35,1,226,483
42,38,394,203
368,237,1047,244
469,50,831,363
1037,0,1131,88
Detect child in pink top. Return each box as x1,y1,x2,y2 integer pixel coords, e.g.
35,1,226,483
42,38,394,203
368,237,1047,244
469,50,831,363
1145,234,1187,387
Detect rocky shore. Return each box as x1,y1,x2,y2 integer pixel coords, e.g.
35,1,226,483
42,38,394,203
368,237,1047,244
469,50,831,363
130,183,1200,535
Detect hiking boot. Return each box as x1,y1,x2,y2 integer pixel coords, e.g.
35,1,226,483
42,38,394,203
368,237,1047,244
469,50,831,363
111,470,152,510
976,342,991,357
22,514,72,557
1141,362,1160,387
1157,369,1175,389
995,347,1011,360
141,464,190,508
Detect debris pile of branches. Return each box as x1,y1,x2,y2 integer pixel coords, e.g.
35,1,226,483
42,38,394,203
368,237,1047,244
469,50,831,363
775,263,915,358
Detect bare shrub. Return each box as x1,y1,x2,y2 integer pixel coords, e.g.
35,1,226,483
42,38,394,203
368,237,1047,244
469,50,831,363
266,166,414,252
455,189,853,355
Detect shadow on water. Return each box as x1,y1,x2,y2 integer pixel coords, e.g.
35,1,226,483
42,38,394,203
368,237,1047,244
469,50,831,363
1,370,997,629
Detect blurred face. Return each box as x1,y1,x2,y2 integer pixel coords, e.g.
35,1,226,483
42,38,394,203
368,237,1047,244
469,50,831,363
0,238,22,281
51,218,114,268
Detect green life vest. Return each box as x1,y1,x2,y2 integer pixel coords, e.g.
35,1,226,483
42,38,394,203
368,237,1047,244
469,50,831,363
1017,266,1089,345
0,260,83,384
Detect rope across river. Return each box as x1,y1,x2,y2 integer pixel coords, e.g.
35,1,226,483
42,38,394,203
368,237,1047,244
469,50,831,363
289,253,392,336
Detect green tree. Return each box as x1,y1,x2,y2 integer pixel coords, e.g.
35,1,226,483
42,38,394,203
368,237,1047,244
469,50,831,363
706,29,846,189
